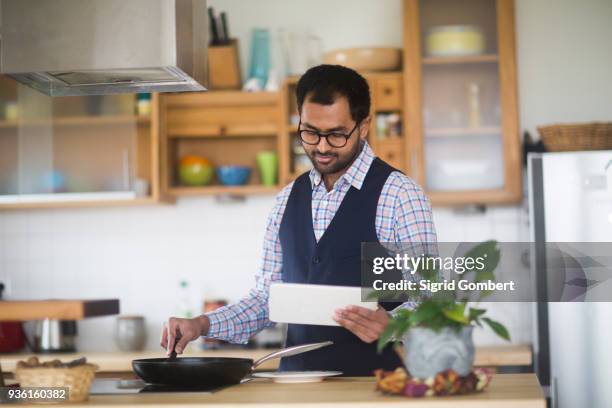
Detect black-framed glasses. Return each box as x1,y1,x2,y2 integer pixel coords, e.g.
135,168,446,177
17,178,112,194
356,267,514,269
297,120,361,148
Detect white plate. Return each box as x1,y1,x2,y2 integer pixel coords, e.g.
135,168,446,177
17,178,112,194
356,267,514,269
252,371,343,383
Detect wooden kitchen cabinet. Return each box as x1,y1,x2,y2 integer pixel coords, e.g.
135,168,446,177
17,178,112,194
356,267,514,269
402,0,522,205
159,91,285,196
280,0,521,207
0,76,168,210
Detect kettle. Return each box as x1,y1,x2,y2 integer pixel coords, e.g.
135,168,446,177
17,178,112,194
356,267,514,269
30,319,77,353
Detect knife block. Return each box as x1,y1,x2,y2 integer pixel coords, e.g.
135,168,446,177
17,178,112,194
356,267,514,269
208,39,242,90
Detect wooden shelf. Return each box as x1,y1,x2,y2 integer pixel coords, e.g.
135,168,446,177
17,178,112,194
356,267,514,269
423,54,499,65
168,123,278,138
0,190,174,210
0,115,149,129
169,185,279,196
160,89,284,198
0,196,172,210
426,127,502,137
164,91,280,108
285,71,402,85
0,299,119,321
427,188,523,206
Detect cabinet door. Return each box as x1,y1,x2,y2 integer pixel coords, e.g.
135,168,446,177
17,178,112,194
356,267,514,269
0,77,152,204
404,0,521,204
368,73,408,174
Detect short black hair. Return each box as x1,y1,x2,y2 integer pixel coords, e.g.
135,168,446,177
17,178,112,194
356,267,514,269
296,64,371,124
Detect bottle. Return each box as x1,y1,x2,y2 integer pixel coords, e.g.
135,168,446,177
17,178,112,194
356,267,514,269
376,114,388,139
468,82,481,128
5,101,19,122
136,93,151,117
177,280,195,319
176,280,197,352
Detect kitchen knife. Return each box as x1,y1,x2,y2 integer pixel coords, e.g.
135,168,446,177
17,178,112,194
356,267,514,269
208,7,219,45
216,15,226,44
220,12,230,44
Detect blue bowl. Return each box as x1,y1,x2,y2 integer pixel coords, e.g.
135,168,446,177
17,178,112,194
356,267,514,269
216,166,252,186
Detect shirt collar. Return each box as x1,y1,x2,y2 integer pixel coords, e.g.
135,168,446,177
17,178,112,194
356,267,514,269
308,141,375,191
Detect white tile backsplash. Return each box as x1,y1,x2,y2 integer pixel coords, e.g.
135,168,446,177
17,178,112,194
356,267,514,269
0,197,530,351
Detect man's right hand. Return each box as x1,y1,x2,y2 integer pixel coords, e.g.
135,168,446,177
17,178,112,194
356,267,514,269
160,315,210,356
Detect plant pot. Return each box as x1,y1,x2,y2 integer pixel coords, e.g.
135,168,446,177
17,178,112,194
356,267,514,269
402,326,474,379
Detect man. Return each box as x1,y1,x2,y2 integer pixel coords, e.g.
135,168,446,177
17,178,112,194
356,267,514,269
161,64,437,375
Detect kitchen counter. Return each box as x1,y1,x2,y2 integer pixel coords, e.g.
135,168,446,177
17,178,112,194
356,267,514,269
1,345,532,373
15,374,545,408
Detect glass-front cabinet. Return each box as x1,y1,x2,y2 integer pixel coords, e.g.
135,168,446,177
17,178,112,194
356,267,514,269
403,0,521,205
0,76,163,209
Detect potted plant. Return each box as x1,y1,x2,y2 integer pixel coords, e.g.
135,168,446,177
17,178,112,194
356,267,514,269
375,240,510,379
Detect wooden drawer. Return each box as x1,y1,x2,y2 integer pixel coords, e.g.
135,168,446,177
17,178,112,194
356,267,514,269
374,77,403,111
164,92,281,137
375,139,405,170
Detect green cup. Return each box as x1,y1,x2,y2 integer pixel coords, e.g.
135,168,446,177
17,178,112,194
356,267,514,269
256,151,278,186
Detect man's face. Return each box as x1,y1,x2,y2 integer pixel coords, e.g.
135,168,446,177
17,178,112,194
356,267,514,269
299,95,369,175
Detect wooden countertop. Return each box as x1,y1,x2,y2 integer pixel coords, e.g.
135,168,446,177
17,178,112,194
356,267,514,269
1,345,532,373
16,374,545,408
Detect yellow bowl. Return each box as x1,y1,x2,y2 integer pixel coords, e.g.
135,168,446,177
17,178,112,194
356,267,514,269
323,47,402,72
426,25,485,57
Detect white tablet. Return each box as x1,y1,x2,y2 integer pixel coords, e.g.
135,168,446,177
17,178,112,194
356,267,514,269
269,283,377,326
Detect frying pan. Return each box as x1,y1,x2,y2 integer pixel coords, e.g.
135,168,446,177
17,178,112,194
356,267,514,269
132,341,333,387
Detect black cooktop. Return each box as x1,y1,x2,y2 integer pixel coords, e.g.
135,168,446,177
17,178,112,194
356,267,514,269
90,379,232,395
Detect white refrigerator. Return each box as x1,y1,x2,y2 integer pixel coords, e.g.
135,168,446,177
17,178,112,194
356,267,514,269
528,151,612,408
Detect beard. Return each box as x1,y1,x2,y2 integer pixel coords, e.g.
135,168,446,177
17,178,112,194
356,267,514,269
306,139,364,175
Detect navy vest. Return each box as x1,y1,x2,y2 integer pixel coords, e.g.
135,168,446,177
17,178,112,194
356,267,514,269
278,157,403,376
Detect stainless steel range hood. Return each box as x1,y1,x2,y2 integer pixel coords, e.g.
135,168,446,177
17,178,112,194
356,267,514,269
0,0,208,96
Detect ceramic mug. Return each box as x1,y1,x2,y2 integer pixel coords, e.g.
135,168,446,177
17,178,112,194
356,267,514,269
115,315,147,352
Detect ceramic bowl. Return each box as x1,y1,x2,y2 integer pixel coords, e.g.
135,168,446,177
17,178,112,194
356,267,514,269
179,155,213,186
216,166,251,186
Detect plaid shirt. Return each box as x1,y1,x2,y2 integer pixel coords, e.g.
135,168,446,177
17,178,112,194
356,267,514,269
206,141,437,343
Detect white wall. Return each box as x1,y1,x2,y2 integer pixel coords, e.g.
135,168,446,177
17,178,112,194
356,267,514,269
0,198,530,352
207,0,403,79
515,0,612,136
2,0,612,352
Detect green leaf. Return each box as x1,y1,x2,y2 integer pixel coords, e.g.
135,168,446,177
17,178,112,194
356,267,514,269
366,290,401,301
409,301,442,326
417,255,440,282
377,322,397,353
461,240,500,279
394,307,412,320
468,307,486,322
442,303,469,324
482,317,511,341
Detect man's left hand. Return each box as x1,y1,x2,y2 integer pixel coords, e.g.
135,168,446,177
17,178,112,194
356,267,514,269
333,305,389,343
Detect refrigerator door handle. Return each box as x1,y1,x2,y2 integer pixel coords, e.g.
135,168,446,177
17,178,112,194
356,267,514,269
551,376,558,408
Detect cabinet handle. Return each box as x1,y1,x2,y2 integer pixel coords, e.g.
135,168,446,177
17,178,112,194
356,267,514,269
383,87,393,96
220,125,226,136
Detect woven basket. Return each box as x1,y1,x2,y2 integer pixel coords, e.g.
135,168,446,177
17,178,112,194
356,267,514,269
537,122,612,152
15,363,98,402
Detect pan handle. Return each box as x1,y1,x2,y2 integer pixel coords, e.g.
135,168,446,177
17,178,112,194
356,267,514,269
252,341,333,370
